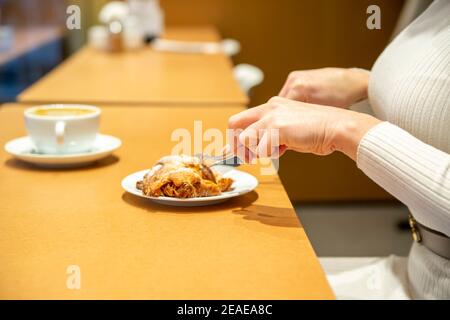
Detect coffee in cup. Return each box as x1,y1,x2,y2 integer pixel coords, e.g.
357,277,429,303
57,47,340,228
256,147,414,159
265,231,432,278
24,104,101,154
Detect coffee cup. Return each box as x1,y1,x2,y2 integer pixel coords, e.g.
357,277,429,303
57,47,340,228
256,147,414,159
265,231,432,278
24,104,101,154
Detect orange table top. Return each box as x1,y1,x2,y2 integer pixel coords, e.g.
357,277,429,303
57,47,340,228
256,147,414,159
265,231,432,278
0,104,333,299
18,26,248,106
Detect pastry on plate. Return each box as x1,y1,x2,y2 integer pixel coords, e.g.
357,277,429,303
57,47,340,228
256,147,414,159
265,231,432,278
136,155,234,198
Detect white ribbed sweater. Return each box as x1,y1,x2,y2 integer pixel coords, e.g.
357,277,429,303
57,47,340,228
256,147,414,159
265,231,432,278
358,0,450,299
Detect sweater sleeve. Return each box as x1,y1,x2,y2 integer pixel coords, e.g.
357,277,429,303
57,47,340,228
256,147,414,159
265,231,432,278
357,122,450,236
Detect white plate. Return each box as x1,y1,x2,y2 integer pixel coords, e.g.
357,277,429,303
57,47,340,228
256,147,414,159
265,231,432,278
4,134,121,168
121,168,258,206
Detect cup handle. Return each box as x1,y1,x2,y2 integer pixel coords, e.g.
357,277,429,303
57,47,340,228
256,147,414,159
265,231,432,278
55,121,66,145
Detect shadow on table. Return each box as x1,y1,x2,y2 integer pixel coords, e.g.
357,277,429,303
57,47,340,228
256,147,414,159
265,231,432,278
232,205,301,228
121,190,259,214
4,155,120,172
122,191,300,228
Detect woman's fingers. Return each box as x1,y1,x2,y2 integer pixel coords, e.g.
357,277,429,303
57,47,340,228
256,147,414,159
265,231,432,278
256,130,281,158
228,101,290,162
228,103,271,130
226,127,255,163
237,118,287,160
254,131,288,159
283,83,309,102
278,144,288,156
286,88,299,100
255,130,271,157
228,104,270,162
279,80,291,97
236,119,268,163
279,72,299,97
238,118,267,154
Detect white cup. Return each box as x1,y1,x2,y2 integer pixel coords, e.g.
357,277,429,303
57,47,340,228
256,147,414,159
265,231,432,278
88,25,109,50
24,105,101,154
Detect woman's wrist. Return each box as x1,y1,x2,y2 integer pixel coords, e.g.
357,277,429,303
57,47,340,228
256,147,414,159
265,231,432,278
347,68,370,103
333,110,381,161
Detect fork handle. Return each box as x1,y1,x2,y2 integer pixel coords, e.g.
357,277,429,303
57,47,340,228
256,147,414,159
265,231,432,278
211,155,242,167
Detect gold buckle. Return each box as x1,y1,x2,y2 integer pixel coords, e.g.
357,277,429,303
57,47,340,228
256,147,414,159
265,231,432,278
409,214,422,243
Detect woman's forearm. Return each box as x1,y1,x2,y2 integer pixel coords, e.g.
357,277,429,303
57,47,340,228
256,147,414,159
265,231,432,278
357,122,450,236
333,110,381,161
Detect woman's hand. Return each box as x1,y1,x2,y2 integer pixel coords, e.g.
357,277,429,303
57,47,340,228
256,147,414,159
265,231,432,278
228,97,381,162
279,68,369,108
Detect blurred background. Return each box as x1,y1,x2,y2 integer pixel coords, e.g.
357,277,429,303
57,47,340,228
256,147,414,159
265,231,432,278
1,0,427,256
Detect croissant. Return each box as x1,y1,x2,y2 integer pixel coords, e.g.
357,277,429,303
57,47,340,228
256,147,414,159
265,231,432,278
137,155,233,198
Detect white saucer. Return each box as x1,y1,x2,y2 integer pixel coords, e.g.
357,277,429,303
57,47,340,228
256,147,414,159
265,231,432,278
121,168,258,207
4,134,121,168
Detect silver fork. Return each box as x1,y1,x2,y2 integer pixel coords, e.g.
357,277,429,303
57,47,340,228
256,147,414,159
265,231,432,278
194,153,243,167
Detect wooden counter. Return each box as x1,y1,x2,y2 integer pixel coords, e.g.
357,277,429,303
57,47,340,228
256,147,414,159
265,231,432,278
0,104,332,299
18,27,248,106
